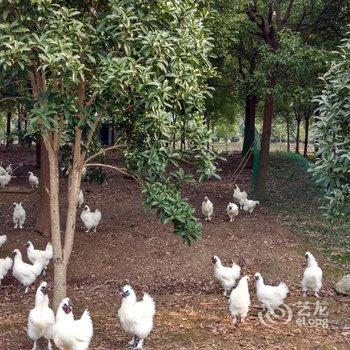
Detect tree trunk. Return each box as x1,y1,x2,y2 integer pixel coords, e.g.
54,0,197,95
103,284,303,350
254,93,274,199
35,140,51,237
286,119,290,152
303,117,309,157
43,136,64,310
242,94,257,166
295,119,301,154
35,135,41,168
6,111,12,147
107,125,113,146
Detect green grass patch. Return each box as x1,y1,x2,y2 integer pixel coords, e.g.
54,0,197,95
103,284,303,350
266,152,349,269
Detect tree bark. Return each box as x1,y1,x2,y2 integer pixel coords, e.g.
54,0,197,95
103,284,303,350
254,93,274,199
43,135,64,310
295,119,301,154
303,117,309,157
35,135,41,168
286,119,290,152
242,94,257,167
35,139,51,237
6,111,12,147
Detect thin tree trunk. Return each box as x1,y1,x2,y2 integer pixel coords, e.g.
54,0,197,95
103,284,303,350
295,119,301,154
242,94,257,153
17,106,24,146
242,94,257,168
35,135,41,168
303,117,309,157
24,113,28,132
254,93,274,199
43,136,64,310
286,119,290,152
6,111,12,147
35,140,51,237
206,116,210,150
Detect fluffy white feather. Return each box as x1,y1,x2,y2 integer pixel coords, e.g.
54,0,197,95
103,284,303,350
201,196,213,221
0,235,7,248
118,285,155,349
13,202,26,229
242,199,259,214
26,241,53,274
12,249,44,293
5,164,12,175
28,172,39,188
302,252,323,297
80,205,101,233
0,171,11,188
233,185,248,209
0,163,6,175
212,256,241,297
254,273,289,314
229,275,250,324
28,281,55,350
226,202,239,222
78,190,84,207
53,297,93,350
0,256,13,284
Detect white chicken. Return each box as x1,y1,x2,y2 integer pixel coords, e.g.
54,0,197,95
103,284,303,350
229,275,250,324
12,249,44,293
0,256,13,284
302,252,323,298
212,256,241,297
0,234,7,248
29,171,39,188
28,281,55,350
0,162,6,175
254,273,289,314
226,202,239,222
78,189,84,207
81,166,87,178
201,196,213,221
80,205,101,233
242,199,259,214
6,164,12,175
0,171,11,188
118,285,155,349
233,185,248,209
26,241,53,275
53,297,93,350
13,202,26,229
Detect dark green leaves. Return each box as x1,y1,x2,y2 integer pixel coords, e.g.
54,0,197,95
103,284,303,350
310,34,350,218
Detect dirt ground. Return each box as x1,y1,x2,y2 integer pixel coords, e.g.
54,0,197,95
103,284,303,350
0,146,349,349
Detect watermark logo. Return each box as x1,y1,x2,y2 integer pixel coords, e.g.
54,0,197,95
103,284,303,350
295,300,329,328
258,303,293,327
258,300,329,328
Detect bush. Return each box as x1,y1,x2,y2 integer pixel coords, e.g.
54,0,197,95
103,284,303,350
310,35,350,217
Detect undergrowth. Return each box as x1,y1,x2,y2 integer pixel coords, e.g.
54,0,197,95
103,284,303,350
266,151,349,268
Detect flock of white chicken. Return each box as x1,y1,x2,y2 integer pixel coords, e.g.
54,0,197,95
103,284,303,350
0,162,102,233
202,185,259,222
0,163,325,349
213,251,323,324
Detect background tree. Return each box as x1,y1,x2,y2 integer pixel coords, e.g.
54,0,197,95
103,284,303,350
0,0,216,308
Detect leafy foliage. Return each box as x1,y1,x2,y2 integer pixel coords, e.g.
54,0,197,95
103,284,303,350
0,0,217,243
310,35,350,217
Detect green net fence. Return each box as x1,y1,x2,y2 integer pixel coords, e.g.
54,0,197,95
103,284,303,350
251,130,261,191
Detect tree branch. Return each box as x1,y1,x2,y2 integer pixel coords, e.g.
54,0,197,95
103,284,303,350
84,142,124,164
84,163,142,184
282,0,295,26
85,91,98,108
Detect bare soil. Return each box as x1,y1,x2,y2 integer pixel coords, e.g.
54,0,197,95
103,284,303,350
0,146,349,349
